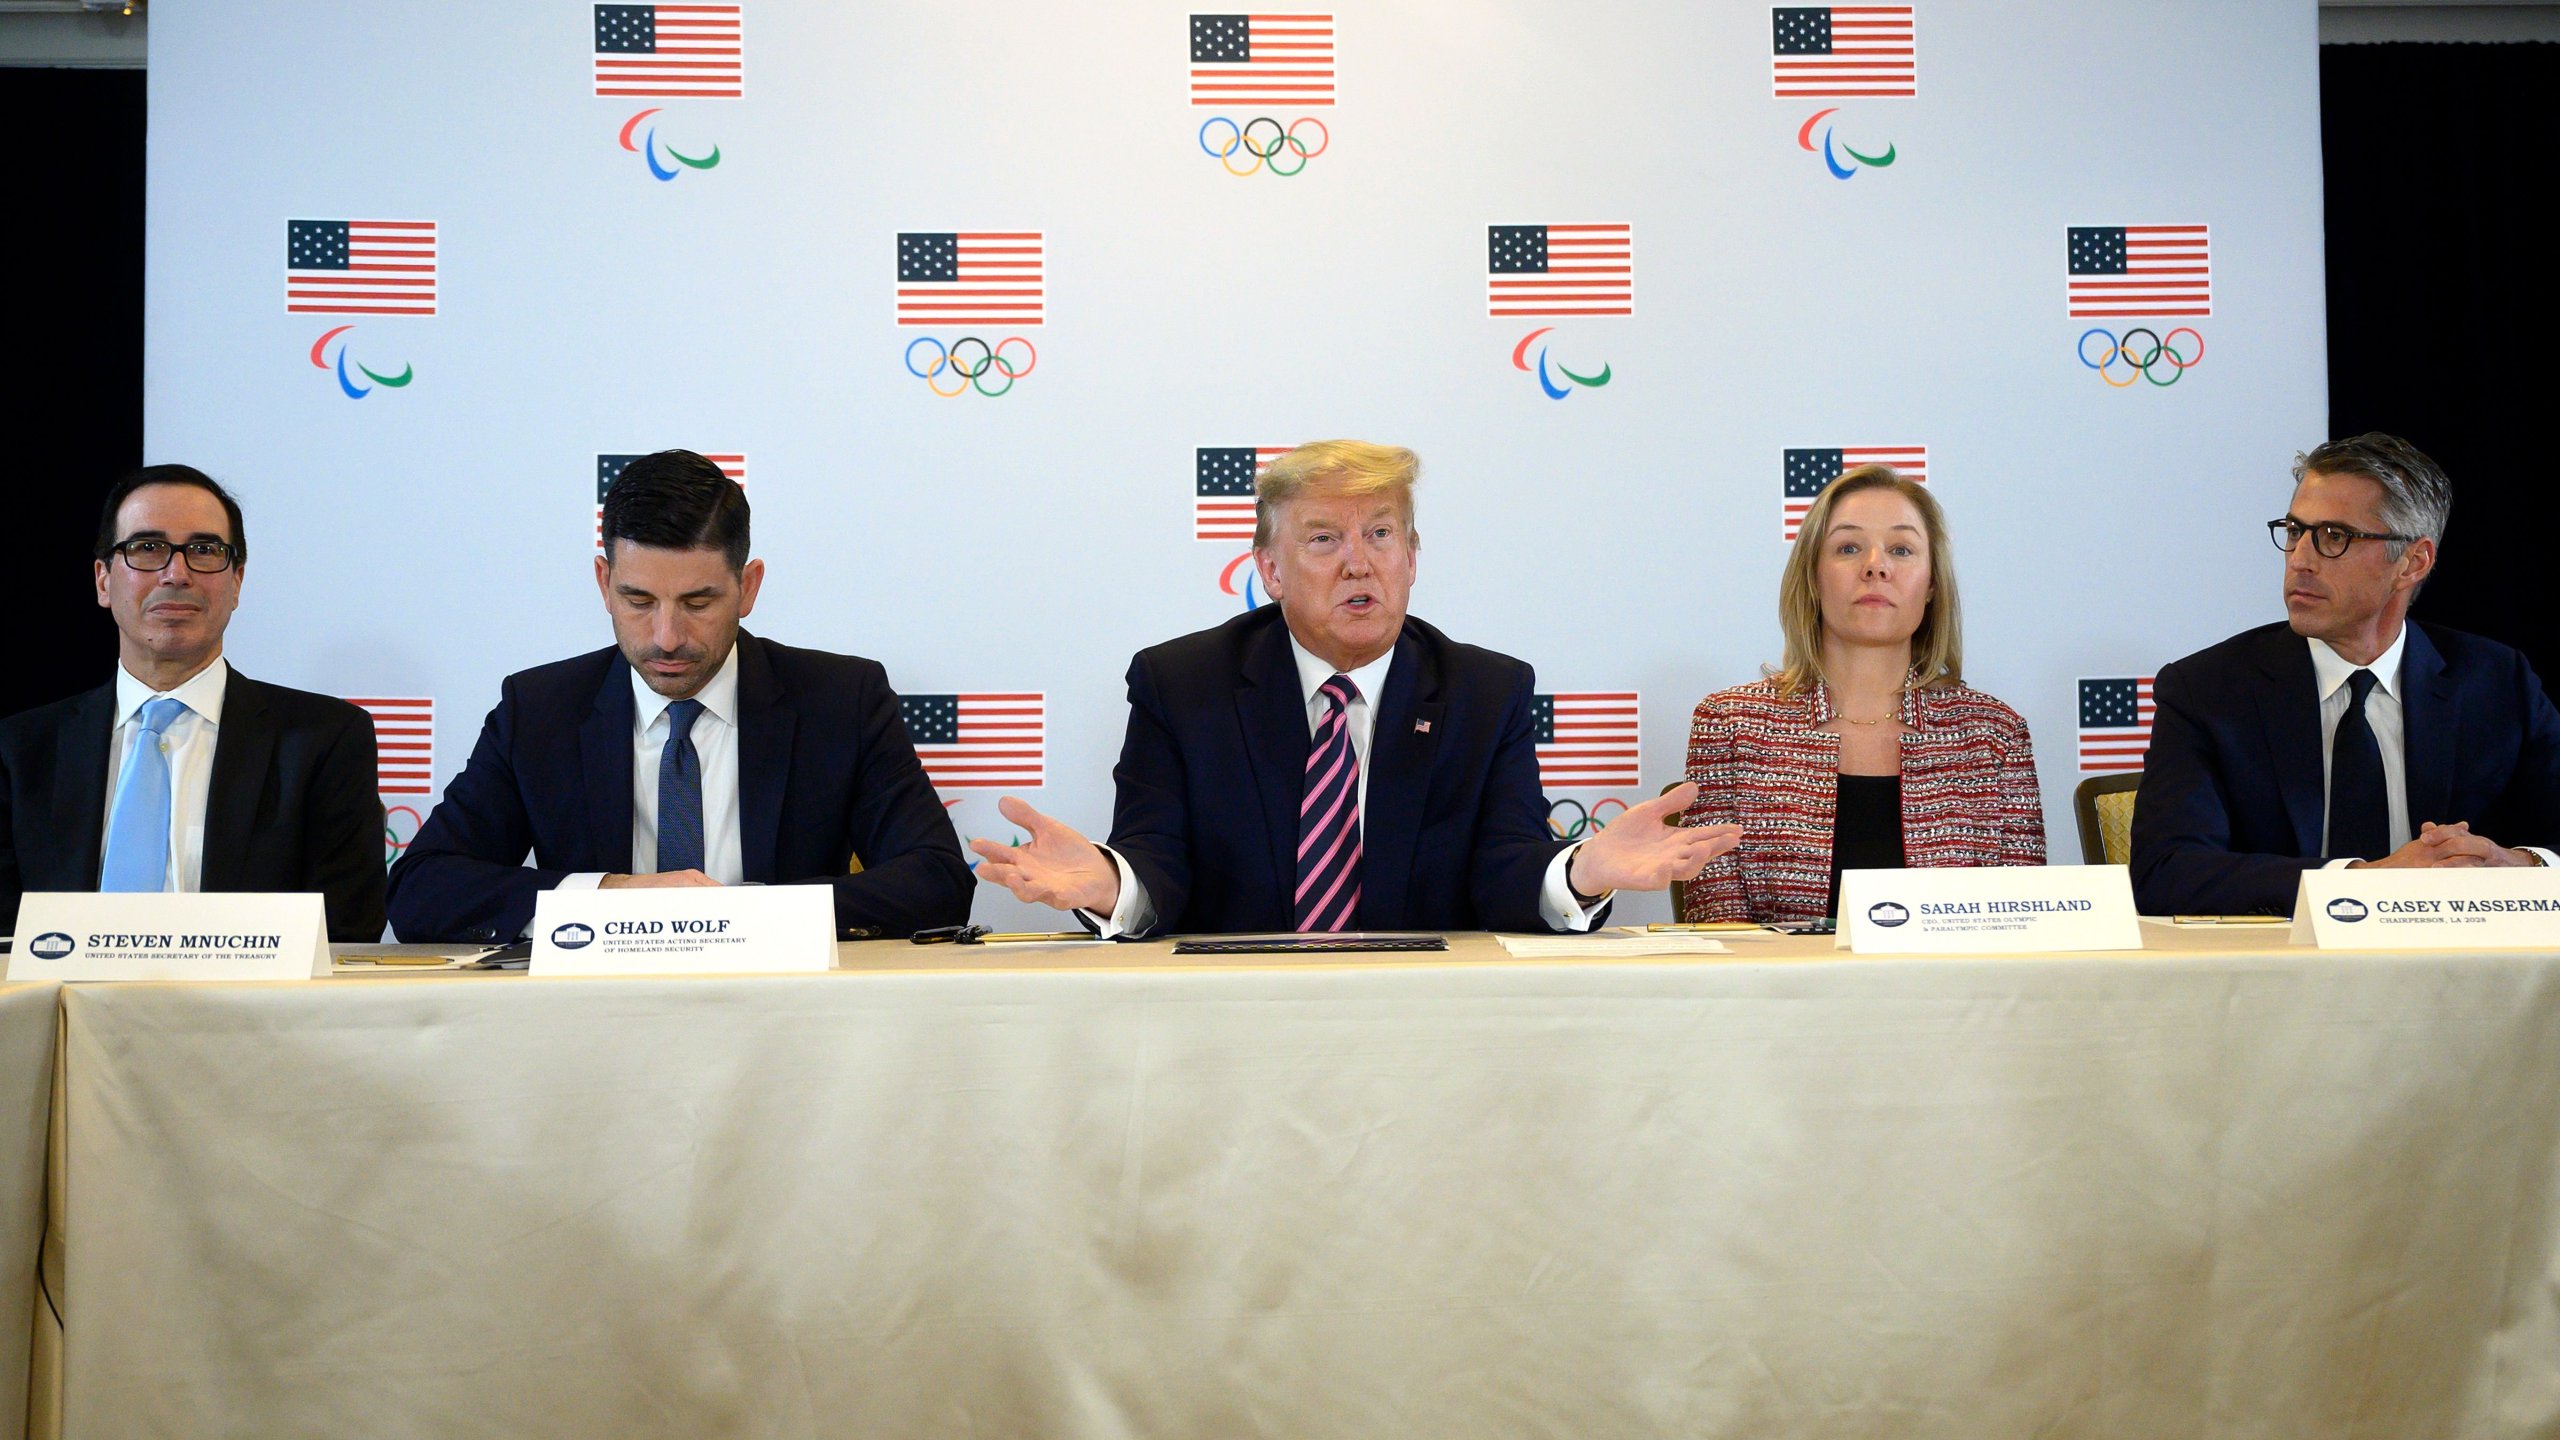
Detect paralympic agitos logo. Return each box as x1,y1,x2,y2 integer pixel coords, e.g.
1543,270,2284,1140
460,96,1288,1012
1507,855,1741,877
309,325,413,400
618,108,720,181
1796,108,1894,180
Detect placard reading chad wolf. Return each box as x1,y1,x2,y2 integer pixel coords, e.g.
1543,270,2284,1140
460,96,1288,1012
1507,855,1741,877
531,885,835,976
1837,865,2143,955
2291,867,2560,949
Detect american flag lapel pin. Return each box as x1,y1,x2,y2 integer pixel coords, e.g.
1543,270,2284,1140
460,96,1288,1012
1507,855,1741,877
1414,719,1431,733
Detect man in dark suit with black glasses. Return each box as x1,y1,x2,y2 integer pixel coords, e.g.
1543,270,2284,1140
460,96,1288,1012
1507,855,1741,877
2133,434,2560,915
0,464,387,940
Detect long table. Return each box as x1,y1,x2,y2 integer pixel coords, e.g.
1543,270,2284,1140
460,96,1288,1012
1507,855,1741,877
37,930,2560,1437
0,984,56,1440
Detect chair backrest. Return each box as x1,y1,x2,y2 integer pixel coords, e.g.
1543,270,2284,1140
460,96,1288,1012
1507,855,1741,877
2073,772,2143,867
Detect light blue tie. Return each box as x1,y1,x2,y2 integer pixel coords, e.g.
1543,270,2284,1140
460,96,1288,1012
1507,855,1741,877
99,697,189,892
657,699,706,875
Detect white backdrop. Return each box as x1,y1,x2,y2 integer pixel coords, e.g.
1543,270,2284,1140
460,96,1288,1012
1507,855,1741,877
143,1,2326,926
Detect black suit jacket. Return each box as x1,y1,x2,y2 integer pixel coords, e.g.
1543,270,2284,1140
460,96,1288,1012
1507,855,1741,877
2131,620,2560,915
384,633,971,942
0,668,387,941
1107,608,1584,935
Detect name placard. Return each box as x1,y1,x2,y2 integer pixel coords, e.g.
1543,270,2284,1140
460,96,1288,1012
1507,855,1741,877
1836,865,2143,955
5,892,329,981
531,884,836,976
2290,867,2560,949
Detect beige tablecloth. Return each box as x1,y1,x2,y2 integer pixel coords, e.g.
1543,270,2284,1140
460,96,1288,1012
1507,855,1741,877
0,984,59,1440
43,930,2560,1437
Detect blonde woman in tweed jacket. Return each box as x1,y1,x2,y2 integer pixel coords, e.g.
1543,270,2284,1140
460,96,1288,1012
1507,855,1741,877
1680,465,2045,924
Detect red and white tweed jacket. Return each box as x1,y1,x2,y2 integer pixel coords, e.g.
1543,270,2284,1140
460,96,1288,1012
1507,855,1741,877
1678,678,2046,924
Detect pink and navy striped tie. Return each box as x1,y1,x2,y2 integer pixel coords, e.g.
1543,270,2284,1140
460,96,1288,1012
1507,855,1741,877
1296,673,1363,931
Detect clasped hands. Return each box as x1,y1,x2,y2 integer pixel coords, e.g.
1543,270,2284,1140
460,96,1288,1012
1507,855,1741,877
967,785,1744,914
2348,820,2542,870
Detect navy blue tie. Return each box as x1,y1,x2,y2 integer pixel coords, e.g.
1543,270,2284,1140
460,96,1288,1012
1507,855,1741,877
2328,669,2390,862
657,699,706,874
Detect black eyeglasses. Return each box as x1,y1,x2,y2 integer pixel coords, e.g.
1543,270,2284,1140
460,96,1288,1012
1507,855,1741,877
107,538,240,573
2267,518,2415,560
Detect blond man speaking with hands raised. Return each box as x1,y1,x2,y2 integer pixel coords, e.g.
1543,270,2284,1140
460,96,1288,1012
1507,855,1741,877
974,441,1738,936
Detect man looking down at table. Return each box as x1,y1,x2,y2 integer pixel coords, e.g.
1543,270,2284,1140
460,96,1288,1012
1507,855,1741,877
2132,433,2560,915
971,440,1739,935
386,450,971,942
0,465,385,939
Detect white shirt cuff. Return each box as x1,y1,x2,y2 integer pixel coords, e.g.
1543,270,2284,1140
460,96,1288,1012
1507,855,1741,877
557,872,608,891
1539,843,1608,932
1079,846,1155,939
2528,847,2560,869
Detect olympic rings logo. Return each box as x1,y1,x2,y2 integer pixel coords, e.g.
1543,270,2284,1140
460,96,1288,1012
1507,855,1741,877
1197,115,1331,177
1547,797,1629,840
904,335,1038,397
383,804,423,868
2077,326,2204,387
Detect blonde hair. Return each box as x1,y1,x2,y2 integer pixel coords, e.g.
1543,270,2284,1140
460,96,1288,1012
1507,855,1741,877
1773,464,1963,696
1254,440,1420,549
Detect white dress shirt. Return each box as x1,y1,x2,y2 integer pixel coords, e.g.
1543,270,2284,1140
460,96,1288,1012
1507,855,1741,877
1088,634,1603,936
2311,630,2557,867
99,657,229,892
558,647,746,889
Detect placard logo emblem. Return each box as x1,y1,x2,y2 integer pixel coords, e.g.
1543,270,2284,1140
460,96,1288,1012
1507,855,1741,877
1867,901,1910,928
550,923,597,949
2325,897,2369,924
27,933,74,961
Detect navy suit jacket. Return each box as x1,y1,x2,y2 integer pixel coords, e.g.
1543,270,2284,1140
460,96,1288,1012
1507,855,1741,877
0,670,387,941
385,633,972,942
1106,608,1584,935
2131,620,2560,915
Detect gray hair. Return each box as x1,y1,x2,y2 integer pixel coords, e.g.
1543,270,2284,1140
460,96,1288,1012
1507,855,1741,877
2292,432,2451,559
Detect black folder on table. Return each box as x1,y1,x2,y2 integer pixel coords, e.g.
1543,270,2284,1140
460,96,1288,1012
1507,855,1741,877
1170,932,1449,955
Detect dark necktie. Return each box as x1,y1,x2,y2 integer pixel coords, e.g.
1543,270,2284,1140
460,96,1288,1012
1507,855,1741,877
2328,668,2391,862
658,698,706,874
1295,674,1363,932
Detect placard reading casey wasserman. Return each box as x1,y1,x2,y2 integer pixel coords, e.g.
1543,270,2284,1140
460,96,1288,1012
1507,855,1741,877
2291,868,2560,950
1837,865,2143,955
531,885,835,976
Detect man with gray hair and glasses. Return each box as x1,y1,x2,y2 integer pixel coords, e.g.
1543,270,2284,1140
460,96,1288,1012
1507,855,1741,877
2132,433,2560,914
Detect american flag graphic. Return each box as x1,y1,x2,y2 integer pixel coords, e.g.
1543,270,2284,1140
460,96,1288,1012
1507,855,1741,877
1782,446,1928,541
1534,692,1642,789
1190,13,1334,107
2078,677,2155,772
896,232,1044,327
1488,225,1633,318
901,693,1045,789
2068,226,2212,318
346,697,434,796
1196,446,1288,543
1772,6,1916,97
593,4,743,98
286,220,437,316
596,453,745,545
